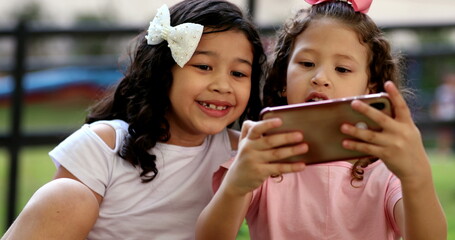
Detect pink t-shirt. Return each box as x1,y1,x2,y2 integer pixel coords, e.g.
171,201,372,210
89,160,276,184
213,160,402,240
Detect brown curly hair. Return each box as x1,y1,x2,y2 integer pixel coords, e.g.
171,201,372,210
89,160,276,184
262,1,410,184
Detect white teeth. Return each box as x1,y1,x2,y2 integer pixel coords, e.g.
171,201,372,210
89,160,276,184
200,102,227,110
311,97,324,102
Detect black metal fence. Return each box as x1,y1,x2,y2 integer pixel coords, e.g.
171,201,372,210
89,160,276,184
1,20,455,232
0,21,143,230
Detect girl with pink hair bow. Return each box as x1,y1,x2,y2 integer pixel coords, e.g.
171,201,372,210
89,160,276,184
196,0,447,239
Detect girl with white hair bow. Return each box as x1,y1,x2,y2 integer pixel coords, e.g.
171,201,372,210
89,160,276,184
2,0,266,239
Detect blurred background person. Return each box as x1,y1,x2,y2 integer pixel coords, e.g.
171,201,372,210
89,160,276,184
431,72,455,156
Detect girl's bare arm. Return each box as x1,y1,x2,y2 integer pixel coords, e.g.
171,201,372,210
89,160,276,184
196,174,252,240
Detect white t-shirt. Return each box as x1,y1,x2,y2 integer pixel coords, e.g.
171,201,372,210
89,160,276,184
50,119,234,240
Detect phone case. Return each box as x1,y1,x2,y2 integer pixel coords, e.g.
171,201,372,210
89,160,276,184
259,93,394,164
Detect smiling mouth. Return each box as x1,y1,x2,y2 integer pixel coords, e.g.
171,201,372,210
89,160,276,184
198,101,228,110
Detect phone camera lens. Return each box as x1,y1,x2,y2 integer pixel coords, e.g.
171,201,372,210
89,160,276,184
369,102,385,110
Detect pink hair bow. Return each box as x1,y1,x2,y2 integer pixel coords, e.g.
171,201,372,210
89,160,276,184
304,0,372,13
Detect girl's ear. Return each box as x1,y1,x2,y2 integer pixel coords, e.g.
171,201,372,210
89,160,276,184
277,86,287,98
282,86,287,97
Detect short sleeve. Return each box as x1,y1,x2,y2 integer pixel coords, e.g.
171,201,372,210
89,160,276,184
49,124,117,196
385,173,403,235
212,157,234,193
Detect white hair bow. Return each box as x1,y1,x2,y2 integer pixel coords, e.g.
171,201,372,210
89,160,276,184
145,5,204,68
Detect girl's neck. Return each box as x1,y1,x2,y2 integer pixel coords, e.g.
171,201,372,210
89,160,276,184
164,129,207,147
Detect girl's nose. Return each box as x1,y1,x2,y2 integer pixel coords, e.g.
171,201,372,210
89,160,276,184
210,74,233,94
311,70,330,87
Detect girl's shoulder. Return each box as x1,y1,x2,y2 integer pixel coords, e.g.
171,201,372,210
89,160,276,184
90,123,117,149
87,120,129,150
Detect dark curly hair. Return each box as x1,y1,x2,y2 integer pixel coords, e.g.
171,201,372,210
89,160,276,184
262,1,410,184
85,0,266,183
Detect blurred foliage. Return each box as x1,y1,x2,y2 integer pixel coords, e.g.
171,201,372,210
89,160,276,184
71,5,119,55
383,28,455,119
11,2,44,21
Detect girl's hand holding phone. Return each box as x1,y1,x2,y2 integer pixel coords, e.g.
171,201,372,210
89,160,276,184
223,119,308,196
341,81,431,183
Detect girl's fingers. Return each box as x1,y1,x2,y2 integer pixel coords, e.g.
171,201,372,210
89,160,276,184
350,99,393,130
238,118,307,164
342,138,384,158
341,81,417,158
242,118,305,151
340,123,388,146
240,120,255,140
244,135,307,164
262,141,308,162
384,81,413,121
260,130,304,149
267,162,307,176
242,118,282,140
349,81,414,131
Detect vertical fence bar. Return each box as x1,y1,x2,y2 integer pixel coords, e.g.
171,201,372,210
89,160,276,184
247,0,256,19
6,20,27,229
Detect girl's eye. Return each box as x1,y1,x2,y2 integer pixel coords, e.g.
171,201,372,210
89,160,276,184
194,65,212,71
335,67,351,73
231,71,247,78
300,62,315,68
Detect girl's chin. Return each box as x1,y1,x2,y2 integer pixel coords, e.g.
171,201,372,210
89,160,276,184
199,121,232,135
202,126,227,135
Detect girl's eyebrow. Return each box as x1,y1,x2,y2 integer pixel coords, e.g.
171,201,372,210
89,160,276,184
334,54,361,64
237,58,253,67
294,48,361,65
293,47,314,55
193,50,253,67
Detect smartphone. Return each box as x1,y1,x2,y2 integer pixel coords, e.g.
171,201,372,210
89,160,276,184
259,93,394,164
